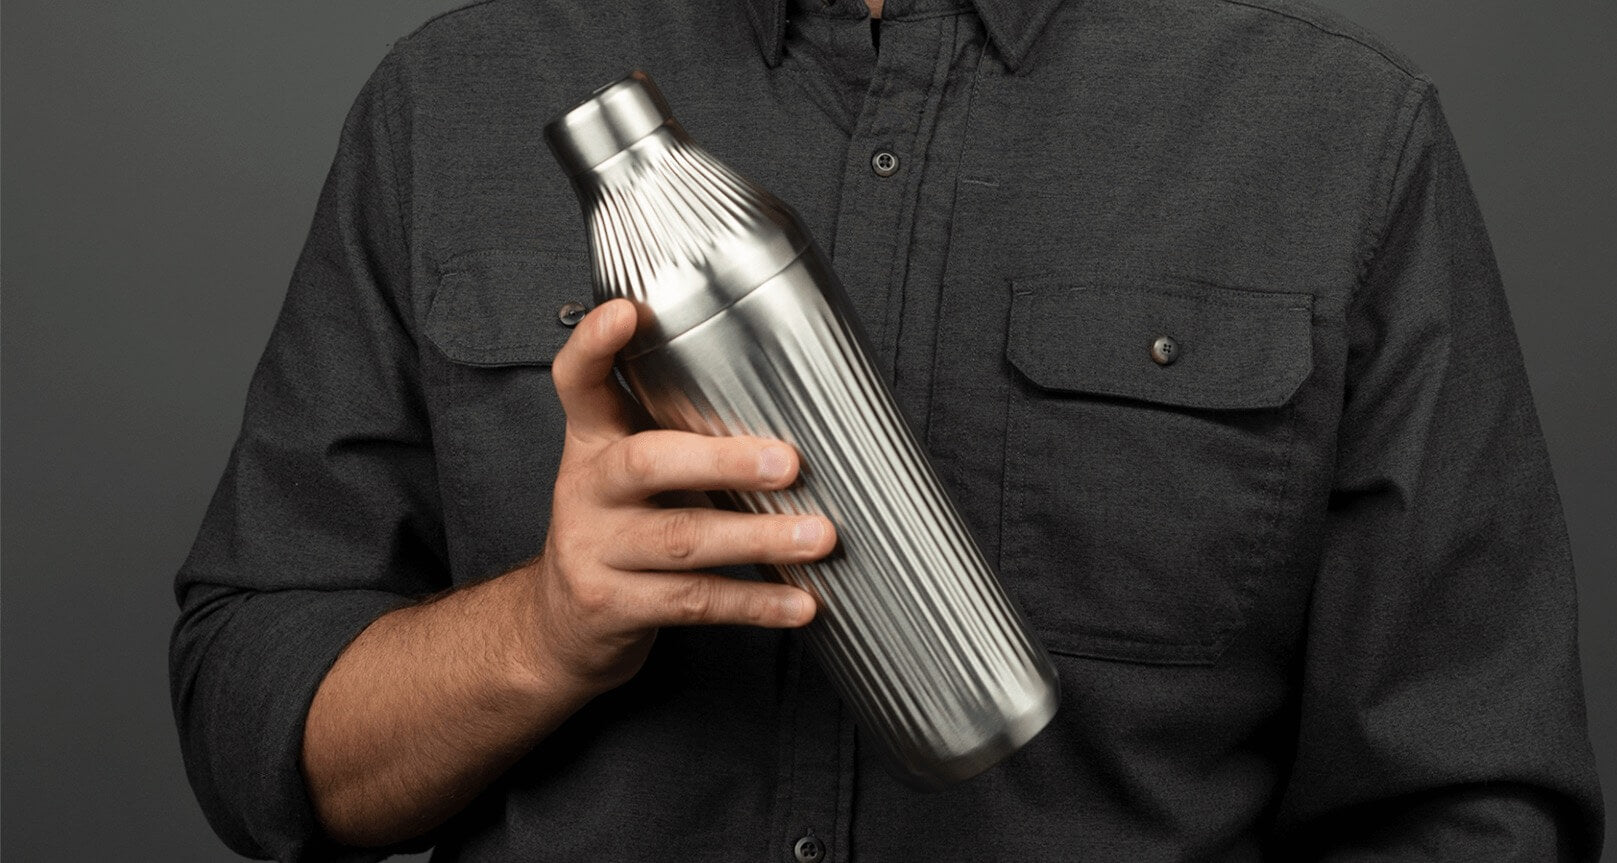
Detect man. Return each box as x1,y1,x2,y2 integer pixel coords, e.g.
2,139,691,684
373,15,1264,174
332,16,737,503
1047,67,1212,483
171,0,1604,859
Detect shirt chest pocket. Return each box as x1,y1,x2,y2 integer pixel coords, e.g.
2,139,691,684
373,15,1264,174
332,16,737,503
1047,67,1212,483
422,249,592,580
425,250,586,367
1001,278,1314,665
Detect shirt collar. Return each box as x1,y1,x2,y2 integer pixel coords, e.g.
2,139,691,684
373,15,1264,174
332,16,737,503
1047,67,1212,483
741,0,1067,73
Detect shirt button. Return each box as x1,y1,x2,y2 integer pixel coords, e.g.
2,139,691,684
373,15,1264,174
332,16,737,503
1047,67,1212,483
1151,334,1180,365
870,149,900,177
557,301,589,327
793,835,826,862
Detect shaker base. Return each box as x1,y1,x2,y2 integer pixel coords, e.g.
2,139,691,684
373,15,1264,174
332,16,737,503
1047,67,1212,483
893,672,1063,791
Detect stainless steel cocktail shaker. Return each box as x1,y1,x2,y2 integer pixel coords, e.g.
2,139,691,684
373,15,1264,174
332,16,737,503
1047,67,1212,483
544,70,1059,788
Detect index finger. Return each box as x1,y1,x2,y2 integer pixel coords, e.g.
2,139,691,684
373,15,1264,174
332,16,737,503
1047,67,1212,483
552,298,638,439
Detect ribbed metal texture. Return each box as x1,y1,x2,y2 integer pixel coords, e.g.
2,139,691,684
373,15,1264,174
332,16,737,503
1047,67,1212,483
622,264,1061,786
586,138,771,290
571,124,810,357
550,72,1059,787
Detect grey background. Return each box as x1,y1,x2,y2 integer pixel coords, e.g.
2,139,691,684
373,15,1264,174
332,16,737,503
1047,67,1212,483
2,1,1611,858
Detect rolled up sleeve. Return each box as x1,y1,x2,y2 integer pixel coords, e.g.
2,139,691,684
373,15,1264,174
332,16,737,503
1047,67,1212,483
1271,82,1604,859
169,46,446,862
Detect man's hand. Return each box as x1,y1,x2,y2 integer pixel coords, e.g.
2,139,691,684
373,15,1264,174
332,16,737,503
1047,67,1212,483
518,297,831,693
302,298,831,848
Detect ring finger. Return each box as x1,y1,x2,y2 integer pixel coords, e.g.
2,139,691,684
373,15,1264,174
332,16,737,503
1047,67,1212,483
604,507,837,572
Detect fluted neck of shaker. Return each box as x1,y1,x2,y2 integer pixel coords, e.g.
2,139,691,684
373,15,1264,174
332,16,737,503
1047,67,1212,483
557,103,812,356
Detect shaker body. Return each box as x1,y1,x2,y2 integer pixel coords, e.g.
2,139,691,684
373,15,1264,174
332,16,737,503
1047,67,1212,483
548,70,1059,788
620,249,1059,786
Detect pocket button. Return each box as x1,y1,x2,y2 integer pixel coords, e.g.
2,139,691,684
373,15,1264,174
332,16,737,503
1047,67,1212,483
557,301,589,327
1151,334,1180,366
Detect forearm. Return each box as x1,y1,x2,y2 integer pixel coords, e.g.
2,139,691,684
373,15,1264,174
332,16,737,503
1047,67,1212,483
300,561,592,848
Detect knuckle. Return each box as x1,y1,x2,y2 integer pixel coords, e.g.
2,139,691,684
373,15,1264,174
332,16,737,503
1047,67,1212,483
659,510,699,561
742,591,773,624
670,578,715,622
617,437,658,485
568,574,616,618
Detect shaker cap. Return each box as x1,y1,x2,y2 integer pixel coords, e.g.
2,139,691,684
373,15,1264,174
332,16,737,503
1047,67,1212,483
545,70,675,177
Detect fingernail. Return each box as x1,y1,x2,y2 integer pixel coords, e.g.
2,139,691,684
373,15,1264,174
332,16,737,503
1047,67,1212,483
792,518,824,548
758,447,791,482
781,593,806,620
596,302,619,336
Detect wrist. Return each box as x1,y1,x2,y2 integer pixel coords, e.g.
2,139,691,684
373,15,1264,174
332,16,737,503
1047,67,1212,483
495,556,609,710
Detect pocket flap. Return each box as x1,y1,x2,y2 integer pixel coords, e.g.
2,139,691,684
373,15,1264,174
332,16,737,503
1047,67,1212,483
425,249,594,367
1006,279,1314,410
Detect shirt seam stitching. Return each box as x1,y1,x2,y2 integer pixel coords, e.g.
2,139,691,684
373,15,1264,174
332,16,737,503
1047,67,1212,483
793,5,970,21
1355,79,1435,295
878,14,958,371
885,7,974,22
772,47,869,131
794,6,870,20
1215,0,1423,80
921,37,986,455
401,0,512,41
376,53,413,275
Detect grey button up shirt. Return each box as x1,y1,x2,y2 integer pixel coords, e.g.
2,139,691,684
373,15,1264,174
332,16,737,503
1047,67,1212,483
170,0,1605,859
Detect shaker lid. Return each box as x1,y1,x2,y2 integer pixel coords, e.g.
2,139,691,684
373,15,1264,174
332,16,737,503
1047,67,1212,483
545,70,675,177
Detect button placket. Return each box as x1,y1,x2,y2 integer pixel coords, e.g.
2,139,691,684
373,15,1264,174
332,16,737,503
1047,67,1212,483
827,12,959,381
767,640,847,863
772,12,971,863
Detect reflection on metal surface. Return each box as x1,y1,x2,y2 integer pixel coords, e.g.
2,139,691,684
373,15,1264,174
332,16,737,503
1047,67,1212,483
547,70,1059,788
